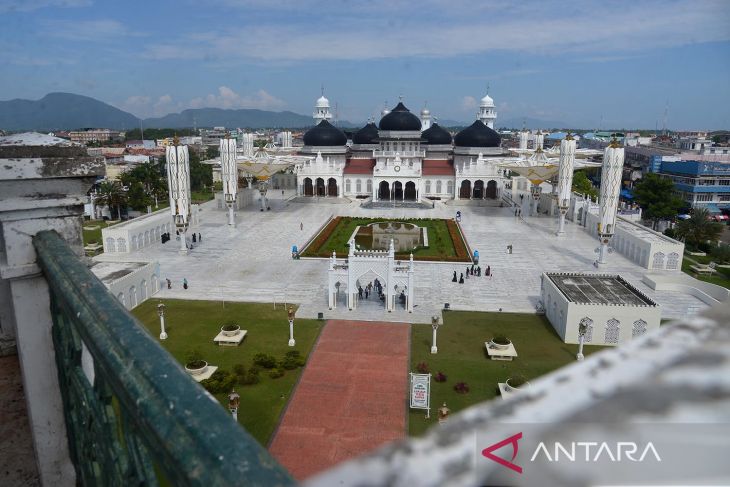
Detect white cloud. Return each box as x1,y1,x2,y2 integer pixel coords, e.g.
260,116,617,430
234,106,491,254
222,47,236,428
43,19,144,41
461,96,477,111
142,0,730,62
120,88,286,118
189,87,286,110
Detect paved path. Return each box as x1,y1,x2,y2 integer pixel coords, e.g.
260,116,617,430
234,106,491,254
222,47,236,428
269,320,410,481
94,197,708,322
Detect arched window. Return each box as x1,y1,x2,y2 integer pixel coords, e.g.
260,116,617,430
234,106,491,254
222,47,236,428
140,280,147,301
425,180,431,194
131,235,137,250
436,180,442,194
366,179,372,193
652,252,665,270
604,318,620,344
106,237,116,252
447,180,454,195
356,179,362,193
345,179,351,193
151,274,159,293
117,292,125,306
666,252,679,270
117,238,127,252
129,286,137,308
632,319,647,338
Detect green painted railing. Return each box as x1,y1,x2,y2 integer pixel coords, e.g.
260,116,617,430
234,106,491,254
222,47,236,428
34,230,296,487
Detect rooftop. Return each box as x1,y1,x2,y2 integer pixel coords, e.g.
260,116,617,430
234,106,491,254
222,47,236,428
90,261,148,285
546,273,656,306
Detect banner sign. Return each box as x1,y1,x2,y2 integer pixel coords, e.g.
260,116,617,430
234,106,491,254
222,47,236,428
410,373,431,410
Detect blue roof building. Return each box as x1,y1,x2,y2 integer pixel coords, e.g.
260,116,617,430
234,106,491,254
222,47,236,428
659,160,730,213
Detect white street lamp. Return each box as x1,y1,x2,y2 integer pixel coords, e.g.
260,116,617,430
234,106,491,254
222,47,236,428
577,318,592,361
431,316,441,354
157,302,168,340
287,306,296,347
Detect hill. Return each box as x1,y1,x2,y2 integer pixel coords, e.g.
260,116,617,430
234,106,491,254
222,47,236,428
143,107,318,129
0,92,140,131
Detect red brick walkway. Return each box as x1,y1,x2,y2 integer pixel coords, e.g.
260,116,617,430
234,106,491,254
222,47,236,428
269,319,410,481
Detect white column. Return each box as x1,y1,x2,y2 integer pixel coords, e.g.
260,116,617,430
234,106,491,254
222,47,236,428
288,319,295,347
431,326,438,354
597,141,624,265
577,334,585,361
159,313,167,340
556,135,576,236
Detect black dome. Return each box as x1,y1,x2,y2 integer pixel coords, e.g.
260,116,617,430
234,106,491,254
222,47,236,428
421,123,452,145
454,121,501,147
303,120,347,146
352,122,379,144
379,102,422,131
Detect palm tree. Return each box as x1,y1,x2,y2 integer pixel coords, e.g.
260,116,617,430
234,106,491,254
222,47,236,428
95,180,127,221
675,207,723,249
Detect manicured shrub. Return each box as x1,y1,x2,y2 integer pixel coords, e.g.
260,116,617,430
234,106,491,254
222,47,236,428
454,382,470,394
240,367,260,385
416,362,430,374
434,371,447,382
201,369,236,394
253,353,278,369
281,351,305,370
269,367,285,379
507,375,528,388
233,363,247,381
185,349,205,369
492,335,510,345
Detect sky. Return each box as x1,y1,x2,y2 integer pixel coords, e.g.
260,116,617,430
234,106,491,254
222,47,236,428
0,0,729,129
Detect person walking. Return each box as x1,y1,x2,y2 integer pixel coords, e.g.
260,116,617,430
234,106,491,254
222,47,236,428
358,286,363,299
300,222,303,231
459,273,464,284
166,278,171,289
198,233,202,242
486,266,491,277
183,278,188,290
452,271,457,282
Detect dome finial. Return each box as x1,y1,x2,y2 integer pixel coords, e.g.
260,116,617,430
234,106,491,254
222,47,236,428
486,82,490,95
321,83,324,96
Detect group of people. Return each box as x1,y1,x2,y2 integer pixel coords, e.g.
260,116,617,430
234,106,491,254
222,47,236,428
358,279,383,301
452,264,491,284
165,277,189,290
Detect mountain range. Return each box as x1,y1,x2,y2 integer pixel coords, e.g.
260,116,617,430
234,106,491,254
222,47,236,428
0,92,570,132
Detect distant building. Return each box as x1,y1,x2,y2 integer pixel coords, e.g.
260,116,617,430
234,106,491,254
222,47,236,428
69,129,124,144
125,140,156,149
658,160,730,213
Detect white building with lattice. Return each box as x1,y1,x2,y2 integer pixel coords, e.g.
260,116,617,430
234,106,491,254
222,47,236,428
541,272,661,346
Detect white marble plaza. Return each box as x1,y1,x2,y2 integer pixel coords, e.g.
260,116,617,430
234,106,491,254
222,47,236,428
93,193,708,323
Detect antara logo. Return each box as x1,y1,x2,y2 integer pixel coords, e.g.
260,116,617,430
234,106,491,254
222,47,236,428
481,433,662,474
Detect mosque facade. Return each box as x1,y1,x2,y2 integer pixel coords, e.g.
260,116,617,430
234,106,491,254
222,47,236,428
295,91,509,202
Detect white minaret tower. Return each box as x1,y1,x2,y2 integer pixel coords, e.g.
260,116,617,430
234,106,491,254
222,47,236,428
313,87,332,123
478,85,497,129
597,139,624,265
519,128,529,150
220,136,238,226
420,104,432,131
556,133,576,235
165,137,191,253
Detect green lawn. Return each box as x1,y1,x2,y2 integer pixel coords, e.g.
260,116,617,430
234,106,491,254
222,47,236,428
191,190,215,203
681,256,730,289
82,219,118,246
301,216,467,261
408,311,606,436
132,299,324,446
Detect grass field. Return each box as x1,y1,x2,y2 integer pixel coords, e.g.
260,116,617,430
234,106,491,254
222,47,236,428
82,219,118,245
300,216,469,261
682,256,730,289
408,311,606,436
132,299,324,446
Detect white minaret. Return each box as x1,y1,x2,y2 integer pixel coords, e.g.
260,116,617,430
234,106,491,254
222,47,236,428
420,105,432,131
165,138,191,253
313,88,332,123
597,139,624,264
556,134,576,235
478,87,497,129
241,133,254,157
220,136,238,226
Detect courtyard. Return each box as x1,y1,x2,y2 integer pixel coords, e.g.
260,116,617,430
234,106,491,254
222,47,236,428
94,194,709,324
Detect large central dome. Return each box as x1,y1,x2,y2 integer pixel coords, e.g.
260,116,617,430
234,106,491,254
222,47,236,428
378,102,422,131
303,120,347,146
454,121,501,148
352,122,379,144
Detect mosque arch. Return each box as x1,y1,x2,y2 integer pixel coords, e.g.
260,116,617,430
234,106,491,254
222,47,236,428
393,181,404,200
379,181,390,200
459,180,472,199
473,180,484,199
486,180,498,199
404,181,417,201
327,178,338,197
304,177,313,196
315,177,326,196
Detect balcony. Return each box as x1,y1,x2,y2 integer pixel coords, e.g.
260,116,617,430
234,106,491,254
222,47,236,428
372,150,425,158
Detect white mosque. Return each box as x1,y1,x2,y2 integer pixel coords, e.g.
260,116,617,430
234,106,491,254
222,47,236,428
295,91,507,202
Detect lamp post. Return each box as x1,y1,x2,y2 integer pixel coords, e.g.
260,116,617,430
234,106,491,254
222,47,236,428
431,315,441,354
228,389,240,421
157,302,167,340
287,306,296,347
577,318,591,361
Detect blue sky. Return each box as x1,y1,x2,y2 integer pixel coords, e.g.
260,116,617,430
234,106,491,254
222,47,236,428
1,0,729,129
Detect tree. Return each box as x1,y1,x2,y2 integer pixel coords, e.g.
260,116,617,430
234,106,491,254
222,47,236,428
572,170,598,200
120,162,167,212
632,173,685,229
188,150,213,191
95,180,127,220
675,208,723,249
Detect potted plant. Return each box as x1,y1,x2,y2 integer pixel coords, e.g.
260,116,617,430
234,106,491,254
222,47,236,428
184,349,207,376
221,320,240,337
505,375,530,392
491,334,512,350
